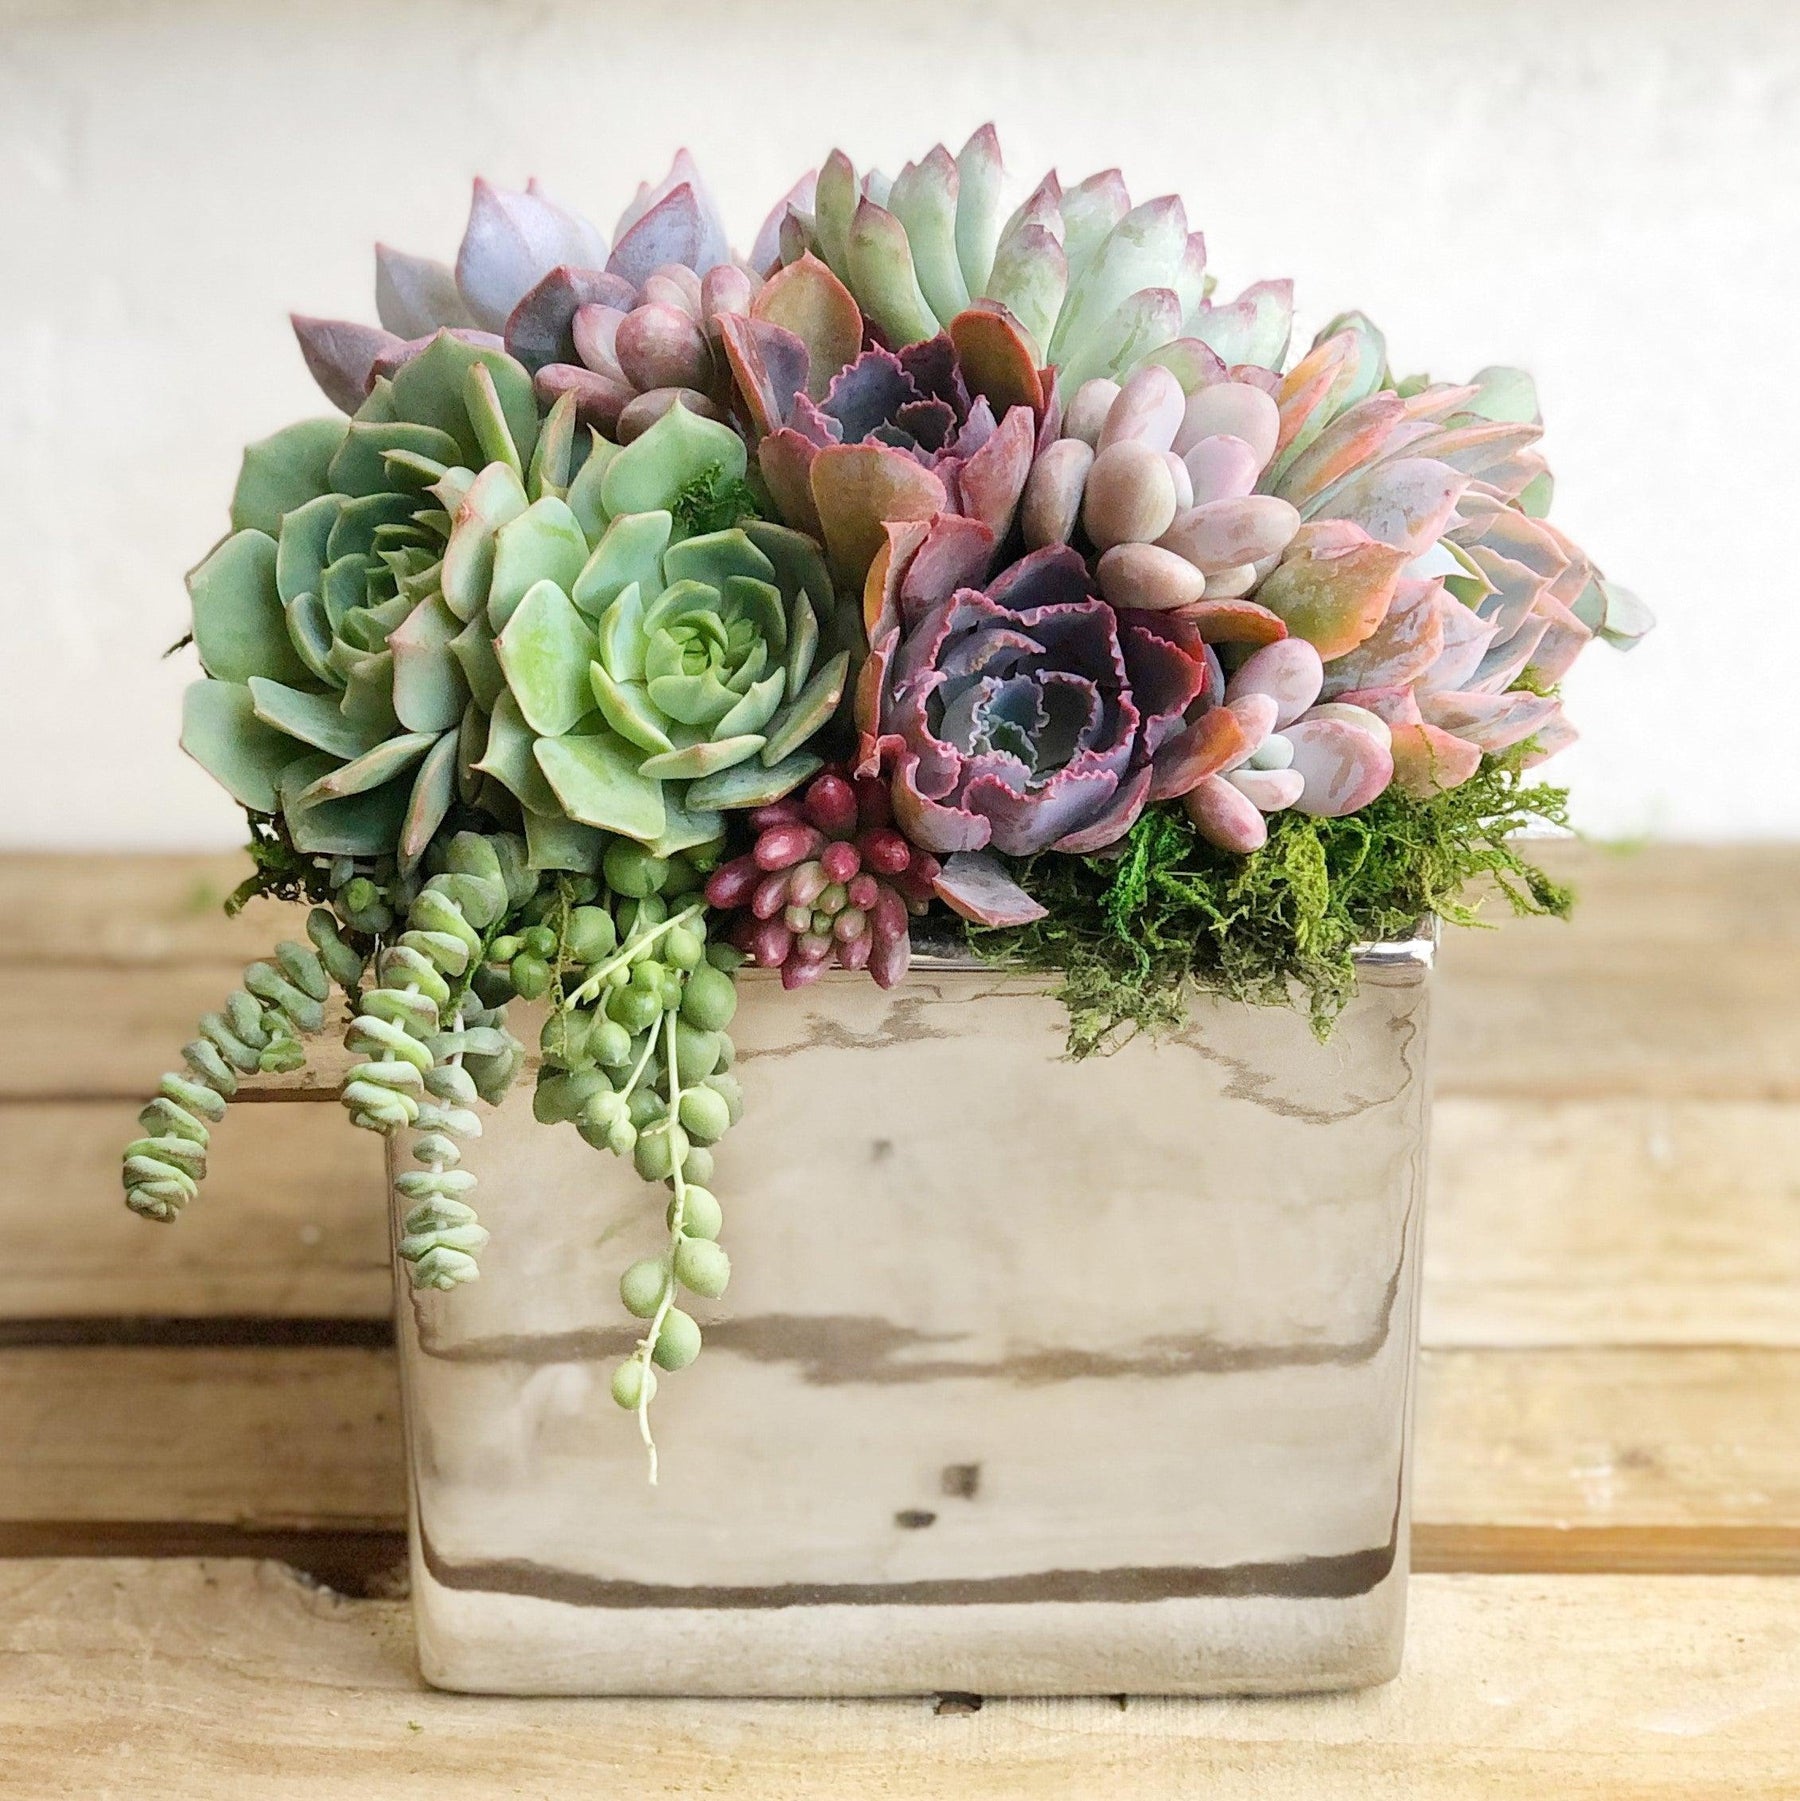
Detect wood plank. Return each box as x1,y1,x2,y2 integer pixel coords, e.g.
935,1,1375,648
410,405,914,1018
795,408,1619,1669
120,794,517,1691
0,851,282,966
4,1344,1796,1578
11,1094,1795,1343
5,842,1797,1102
1425,1098,1800,1347
0,1561,1796,1798
1,1101,388,1319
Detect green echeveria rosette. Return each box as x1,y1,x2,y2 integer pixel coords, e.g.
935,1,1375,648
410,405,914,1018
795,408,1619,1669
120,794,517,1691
180,326,852,876
476,401,853,864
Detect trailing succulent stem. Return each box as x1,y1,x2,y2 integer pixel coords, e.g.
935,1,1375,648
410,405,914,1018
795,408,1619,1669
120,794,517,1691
123,910,365,1221
526,839,742,1478
341,833,533,1289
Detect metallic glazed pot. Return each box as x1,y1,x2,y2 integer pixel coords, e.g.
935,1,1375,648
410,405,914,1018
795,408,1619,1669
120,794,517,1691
392,936,1434,1696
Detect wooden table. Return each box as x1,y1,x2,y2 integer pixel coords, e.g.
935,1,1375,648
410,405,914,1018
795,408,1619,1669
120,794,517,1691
2,843,1796,1797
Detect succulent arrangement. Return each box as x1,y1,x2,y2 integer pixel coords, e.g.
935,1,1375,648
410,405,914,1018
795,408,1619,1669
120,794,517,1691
127,132,1647,1474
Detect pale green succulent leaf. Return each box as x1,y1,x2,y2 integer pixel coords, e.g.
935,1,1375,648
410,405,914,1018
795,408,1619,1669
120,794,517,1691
645,667,737,729
389,331,539,470
439,461,530,623
984,227,1066,362
529,391,578,501
565,432,618,541
490,496,590,630
464,361,525,482
188,530,315,687
811,151,858,281
638,733,765,780
297,730,438,804
784,587,819,693
274,494,343,606
180,680,299,814
1048,196,1188,368
534,729,668,842
660,527,774,594
887,151,971,326
722,575,788,658
282,592,338,687
714,668,787,740
589,664,674,755
648,794,725,859
523,808,606,873
572,510,671,619
449,615,507,713
641,576,727,641
594,581,648,683
599,403,746,519
231,418,347,536
337,647,399,737
326,421,463,499
319,555,368,632
388,594,470,733
954,125,1005,299
279,751,411,857
846,199,940,345
474,689,560,815
494,579,599,738
687,749,823,811
399,730,460,871
760,650,850,767
247,677,381,761
326,490,416,564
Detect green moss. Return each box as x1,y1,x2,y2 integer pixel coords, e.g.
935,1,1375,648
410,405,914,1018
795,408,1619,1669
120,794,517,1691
966,755,1573,1057
670,462,762,538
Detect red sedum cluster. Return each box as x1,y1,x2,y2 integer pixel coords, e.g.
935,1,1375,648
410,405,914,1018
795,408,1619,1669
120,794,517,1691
704,769,941,990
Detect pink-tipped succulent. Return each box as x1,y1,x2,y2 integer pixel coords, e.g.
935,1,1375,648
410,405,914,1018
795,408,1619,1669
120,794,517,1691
717,253,1046,590
292,155,763,439
705,769,941,990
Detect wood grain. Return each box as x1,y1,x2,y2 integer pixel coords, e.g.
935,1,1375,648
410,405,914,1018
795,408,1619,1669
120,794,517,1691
4,1343,1796,1578
2,1100,387,1319
0,1561,1795,1800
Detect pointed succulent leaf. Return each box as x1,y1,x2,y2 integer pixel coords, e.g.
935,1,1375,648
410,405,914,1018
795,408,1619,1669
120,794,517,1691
1255,524,1409,660
572,510,672,618
1071,286,1183,394
297,731,438,804
661,527,776,593
1049,195,1188,370
1058,170,1132,290
272,494,341,606
846,199,940,345
376,246,474,338
495,579,599,736
1596,580,1655,649
751,169,819,275
589,663,675,754
449,615,507,712
1465,365,1541,425
686,750,823,812
247,678,382,761
189,531,315,687
454,177,607,332
325,420,463,500
528,389,578,498
608,182,726,285
714,667,787,739
440,460,530,622
291,318,401,415
932,849,1046,927
887,147,971,325
741,522,838,652
534,729,667,842
181,681,301,814
647,794,727,859
283,593,337,686
474,690,560,815
638,733,766,780
399,730,460,870
231,419,346,535
612,150,728,272
953,124,1006,299
760,649,849,766
279,753,411,857
505,266,636,373
564,432,617,540
599,401,747,517
1189,279,1294,371
389,331,538,470
983,223,1066,362
489,496,590,629
388,596,469,733
811,150,859,281
1311,456,1469,556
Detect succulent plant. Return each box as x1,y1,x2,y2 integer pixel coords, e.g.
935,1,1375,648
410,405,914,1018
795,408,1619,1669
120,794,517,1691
718,251,1046,589
760,128,1288,398
465,400,853,857
854,517,1219,922
704,768,939,988
179,331,558,868
293,156,762,442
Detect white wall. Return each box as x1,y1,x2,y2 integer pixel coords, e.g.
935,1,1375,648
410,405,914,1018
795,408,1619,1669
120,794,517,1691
4,0,1795,847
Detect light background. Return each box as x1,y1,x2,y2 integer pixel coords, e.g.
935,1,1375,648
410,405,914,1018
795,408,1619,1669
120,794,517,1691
4,0,1795,847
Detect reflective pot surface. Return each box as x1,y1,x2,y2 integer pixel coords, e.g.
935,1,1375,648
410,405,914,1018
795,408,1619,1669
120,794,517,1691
393,941,1433,1695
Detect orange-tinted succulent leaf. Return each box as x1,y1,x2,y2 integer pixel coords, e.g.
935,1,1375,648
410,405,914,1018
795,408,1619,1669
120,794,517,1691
947,305,1047,423
1255,523,1407,660
1389,721,1483,798
811,444,948,589
751,253,864,403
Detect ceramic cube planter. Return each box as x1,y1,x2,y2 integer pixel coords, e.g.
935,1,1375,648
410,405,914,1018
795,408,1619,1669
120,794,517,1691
391,936,1434,1697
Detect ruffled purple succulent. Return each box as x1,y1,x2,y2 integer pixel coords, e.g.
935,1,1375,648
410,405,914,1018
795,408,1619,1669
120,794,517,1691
855,525,1215,911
